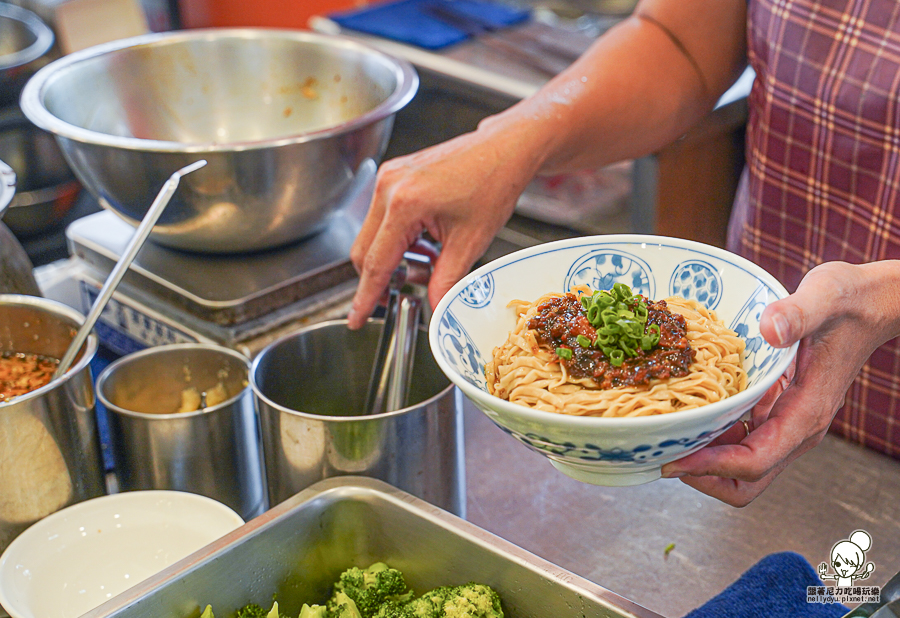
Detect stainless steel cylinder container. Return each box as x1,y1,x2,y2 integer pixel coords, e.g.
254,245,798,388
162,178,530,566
0,294,104,555
0,158,40,296
96,344,267,520
251,319,465,517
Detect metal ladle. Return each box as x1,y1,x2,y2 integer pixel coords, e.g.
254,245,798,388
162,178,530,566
53,160,207,379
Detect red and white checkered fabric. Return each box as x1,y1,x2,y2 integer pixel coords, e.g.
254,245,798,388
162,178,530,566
729,0,900,456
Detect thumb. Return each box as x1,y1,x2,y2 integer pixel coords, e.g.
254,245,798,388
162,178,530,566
760,265,850,347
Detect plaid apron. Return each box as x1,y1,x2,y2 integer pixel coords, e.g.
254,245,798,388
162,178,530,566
729,0,900,456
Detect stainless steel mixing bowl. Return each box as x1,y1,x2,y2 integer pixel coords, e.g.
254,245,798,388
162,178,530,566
19,29,418,253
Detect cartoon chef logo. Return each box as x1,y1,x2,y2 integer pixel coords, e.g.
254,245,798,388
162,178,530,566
818,530,875,587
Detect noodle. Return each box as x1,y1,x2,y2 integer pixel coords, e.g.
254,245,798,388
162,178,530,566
485,289,747,417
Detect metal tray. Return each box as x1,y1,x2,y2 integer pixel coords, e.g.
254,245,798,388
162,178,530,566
81,477,662,618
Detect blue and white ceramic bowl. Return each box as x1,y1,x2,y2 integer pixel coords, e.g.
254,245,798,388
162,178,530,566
428,235,799,486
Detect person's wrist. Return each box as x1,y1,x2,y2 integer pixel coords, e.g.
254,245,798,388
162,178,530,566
856,260,900,339
475,105,557,179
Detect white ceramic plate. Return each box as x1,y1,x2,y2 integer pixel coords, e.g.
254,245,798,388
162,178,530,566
0,490,244,618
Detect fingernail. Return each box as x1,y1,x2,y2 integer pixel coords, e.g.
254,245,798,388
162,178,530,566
771,313,789,345
661,471,686,479
347,307,359,327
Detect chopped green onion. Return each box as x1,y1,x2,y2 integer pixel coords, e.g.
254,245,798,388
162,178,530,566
576,334,592,348
556,347,573,360
578,283,657,365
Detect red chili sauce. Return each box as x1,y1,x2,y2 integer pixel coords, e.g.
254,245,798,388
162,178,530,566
0,352,59,403
526,293,695,389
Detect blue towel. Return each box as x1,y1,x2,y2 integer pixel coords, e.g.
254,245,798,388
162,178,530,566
684,552,850,618
329,0,530,50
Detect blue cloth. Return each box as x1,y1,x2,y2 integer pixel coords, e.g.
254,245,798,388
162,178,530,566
684,552,850,618
90,348,117,472
329,0,530,50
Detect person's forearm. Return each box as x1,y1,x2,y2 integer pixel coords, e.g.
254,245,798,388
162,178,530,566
473,0,748,177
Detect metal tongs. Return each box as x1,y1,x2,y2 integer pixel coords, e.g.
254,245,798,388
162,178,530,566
363,245,434,415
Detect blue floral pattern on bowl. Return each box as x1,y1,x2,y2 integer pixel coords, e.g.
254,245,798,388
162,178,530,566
564,250,653,298
494,423,728,463
458,273,494,308
730,283,785,385
436,310,486,390
670,259,722,309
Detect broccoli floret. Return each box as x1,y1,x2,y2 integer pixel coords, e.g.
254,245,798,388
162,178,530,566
230,600,286,618
233,604,268,618
328,590,364,618
440,584,503,618
330,563,413,618
297,603,329,618
371,600,417,618
199,565,501,618
396,586,454,618
376,583,503,618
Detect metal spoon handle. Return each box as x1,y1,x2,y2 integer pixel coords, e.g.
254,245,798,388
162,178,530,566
54,160,207,378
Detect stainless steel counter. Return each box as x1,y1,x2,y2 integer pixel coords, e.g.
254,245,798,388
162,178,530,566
462,398,900,618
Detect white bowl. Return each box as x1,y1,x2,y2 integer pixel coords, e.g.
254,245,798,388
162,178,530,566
429,234,799,486
0,490,243,618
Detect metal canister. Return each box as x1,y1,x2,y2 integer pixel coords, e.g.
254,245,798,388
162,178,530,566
0,294,104,555
251,319,465,517
96,344,267,521
0,159,40,296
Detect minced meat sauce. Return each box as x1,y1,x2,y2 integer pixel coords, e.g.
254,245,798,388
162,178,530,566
527,293,695,389
0,352,59,403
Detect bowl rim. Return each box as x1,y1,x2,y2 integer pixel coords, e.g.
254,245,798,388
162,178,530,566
19,28,419,152
0,3,54,72
0,157,14,217
0,489,244,618
95,342,252,419
250,318,454,421
428,233,800,429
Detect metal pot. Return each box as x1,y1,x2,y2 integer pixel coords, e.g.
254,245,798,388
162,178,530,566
251,319,465,516
0,294,105,556
96,344,268,521
0,158,40,295
0,106,80,237
20,29,418,253
0,2,54,108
